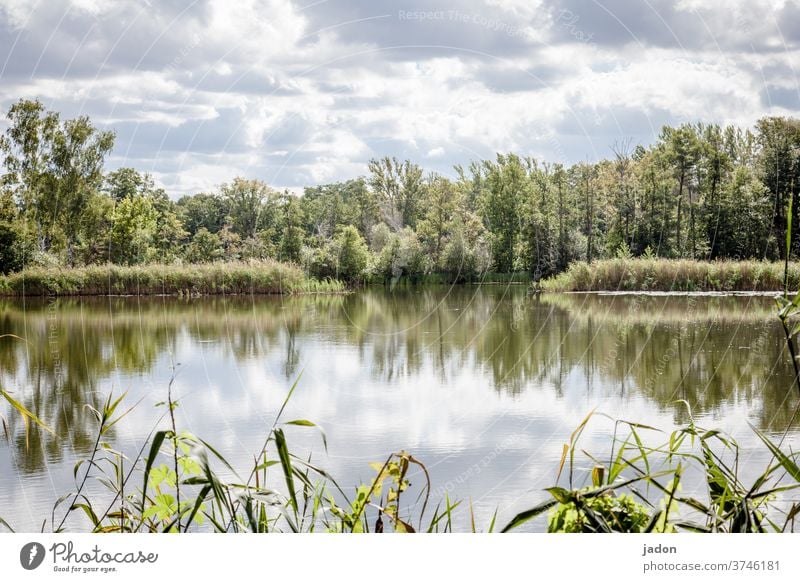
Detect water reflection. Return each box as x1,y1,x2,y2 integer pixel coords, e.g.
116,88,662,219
0,289,795,477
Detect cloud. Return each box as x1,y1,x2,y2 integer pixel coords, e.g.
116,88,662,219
0,0,797,196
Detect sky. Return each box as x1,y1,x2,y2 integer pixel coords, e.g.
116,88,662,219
0,0,798,197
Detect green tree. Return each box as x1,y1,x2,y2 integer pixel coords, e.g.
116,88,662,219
0,99,114,260
104,167,152,202
148,189,187,262
327,226,370,282
278,193,305,263
185,228,224,263
221,178,272,239
75,193,115,265
110,195,158,265
368,157,425,230
697,124,732,259
756,117,800,259
176,193,227,236
417,175,459,264
0,188,23,272
480,154,529,273
662,125,701,257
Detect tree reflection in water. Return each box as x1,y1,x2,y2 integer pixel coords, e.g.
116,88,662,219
0,289,793,475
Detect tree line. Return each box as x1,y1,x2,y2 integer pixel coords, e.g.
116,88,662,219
1,98,799,282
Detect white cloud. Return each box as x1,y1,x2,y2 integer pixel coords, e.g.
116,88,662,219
0,0,797,195
0,0,38,28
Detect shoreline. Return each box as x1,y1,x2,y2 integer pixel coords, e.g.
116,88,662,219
558,290,785,297
3,259,800,297
0,261,346,297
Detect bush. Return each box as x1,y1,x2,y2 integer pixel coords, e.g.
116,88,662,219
303,226,369,283
441,228,478,282
371,228,431,283
0,222,22,274
548,490,651,533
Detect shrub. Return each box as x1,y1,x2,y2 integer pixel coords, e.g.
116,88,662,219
548,490,651,533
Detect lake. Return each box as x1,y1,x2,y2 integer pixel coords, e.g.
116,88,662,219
0,287,798,532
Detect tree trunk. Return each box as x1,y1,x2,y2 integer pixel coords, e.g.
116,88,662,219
688,184,696,258
676,170,685,255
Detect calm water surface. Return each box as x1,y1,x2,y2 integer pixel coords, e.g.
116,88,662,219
0,287,797,531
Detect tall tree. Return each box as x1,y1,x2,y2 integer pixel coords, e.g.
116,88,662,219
417,174,459,265
756,117,800,259
278,192,305,263
177,192,227,235
0,99,114,259
697,124,732,259
481,153,528,273
662,125,701,257
368,157,425,230
220,178,272,239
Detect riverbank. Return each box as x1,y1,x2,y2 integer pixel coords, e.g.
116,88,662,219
4,258,797,296
0,261,345,296
541,258,800,292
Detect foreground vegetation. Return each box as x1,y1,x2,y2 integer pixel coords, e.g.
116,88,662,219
1,99,799,287
542,257,800,292
4,377,800,533
0,261,345,296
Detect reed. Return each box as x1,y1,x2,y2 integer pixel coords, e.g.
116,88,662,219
0,261,346,297
503,407,800,533
542,258,800,292
1,374,470,534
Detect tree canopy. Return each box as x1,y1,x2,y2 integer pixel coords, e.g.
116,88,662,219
2,99,799,281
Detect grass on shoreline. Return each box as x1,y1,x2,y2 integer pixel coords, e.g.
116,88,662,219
3,258,797,297
542,258,800,292
0,261,346,296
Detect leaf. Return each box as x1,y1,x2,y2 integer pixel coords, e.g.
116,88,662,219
751,423,800,482
178,456,202,477
0,388,54,435
149,464,175,489
73,460,85,481
487,508,498,533
284,419,328,452
546,487,572,504
141,430,169,509
501,499,558,532
274,428,298,513
555,443,568,484
71,502,99,527
100,393,139,436
274,372,303,425
0,516,15,532
285,419,315,427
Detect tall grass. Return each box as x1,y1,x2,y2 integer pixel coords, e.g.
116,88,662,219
502,407,800,533
5,376,800,533
0,261,346,297
366,271,531,286
6,376,477,534
542,258,800,292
